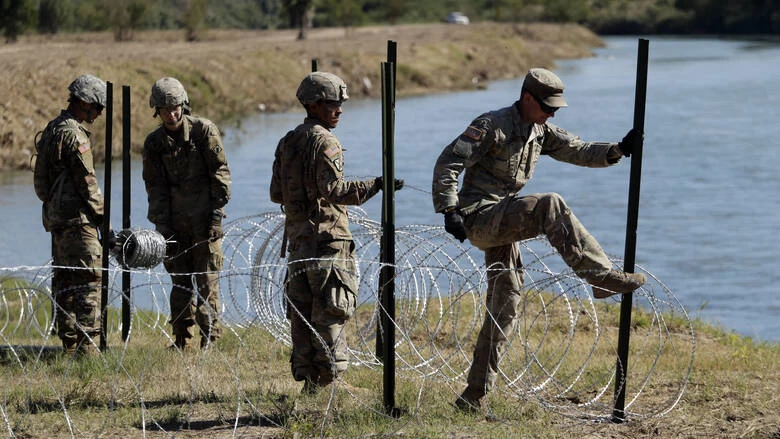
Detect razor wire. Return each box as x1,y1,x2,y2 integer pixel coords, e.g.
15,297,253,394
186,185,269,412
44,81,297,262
0,208,695,436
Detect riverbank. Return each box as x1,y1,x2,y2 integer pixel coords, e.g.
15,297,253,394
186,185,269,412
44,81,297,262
0,22,602,171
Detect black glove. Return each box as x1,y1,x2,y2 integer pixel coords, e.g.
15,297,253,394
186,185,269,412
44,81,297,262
99,228,117,249
618,128,643,157
106,229,117,249
209,211,225,242
155,224,175,240
444,210,467,243
373,177,404,191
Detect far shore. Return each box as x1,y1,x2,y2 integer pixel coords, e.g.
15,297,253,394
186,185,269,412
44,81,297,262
0,22,604,171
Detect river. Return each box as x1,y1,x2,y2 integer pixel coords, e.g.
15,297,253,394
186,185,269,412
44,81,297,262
1,36,778,341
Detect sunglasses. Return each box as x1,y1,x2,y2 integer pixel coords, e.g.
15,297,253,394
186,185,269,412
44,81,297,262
323,99,343,108
530,93,558,115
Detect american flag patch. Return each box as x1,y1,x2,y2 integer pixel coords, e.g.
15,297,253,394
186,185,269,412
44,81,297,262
78,143,90,154
462,125,483,141
324,144,340,158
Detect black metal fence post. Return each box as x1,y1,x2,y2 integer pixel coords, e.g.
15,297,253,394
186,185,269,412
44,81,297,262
612,38,649,423
99,81,113,351
379,39,400,417
121,85,131,342
376,40,396,362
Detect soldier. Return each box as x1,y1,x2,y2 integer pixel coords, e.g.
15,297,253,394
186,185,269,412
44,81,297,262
270,72,403,393
34,74,108,357
432,68,646,413
142,77,231,350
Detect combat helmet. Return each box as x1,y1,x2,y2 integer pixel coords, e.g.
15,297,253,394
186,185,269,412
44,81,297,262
149,77,191,116
68,74,107,107
296,72,349,105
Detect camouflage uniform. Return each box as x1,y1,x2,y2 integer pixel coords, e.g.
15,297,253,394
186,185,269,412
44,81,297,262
270,72,380,387
34,75,106,353
432,68,641,406
142,110,231,348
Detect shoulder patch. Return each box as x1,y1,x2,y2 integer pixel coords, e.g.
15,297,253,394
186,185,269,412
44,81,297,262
324,144,341,158
462,125,483,141
78,143,90,154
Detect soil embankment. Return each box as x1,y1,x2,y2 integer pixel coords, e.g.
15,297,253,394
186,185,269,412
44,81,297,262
0,22,603,170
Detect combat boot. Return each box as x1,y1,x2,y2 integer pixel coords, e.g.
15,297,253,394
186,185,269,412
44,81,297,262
589,269,646,299
200,335,219,350
453,386,485,414
169,334,192,351
62,339,77,357
300,371,333,396
301,378,321,396
454,386,498,421
77,339,99,358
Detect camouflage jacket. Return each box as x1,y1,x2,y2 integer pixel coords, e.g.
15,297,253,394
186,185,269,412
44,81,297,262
432,104,621,215
142,114,231,232
34,110,104,231
270,117,379,243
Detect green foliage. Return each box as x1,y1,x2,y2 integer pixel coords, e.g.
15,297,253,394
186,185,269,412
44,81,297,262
72,0,109,32
3,0,778,41
384,0,405,24
38,0,72,34
543,0,589,23
281,0,314,39
108,0,150,41
183,0,210,41
0,0,35,42
675,0,780,33
206,0,282,29
316,0,364,28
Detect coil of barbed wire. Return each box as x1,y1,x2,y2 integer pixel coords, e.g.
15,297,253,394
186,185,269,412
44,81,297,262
111,228,167,269
220,208,695,420
0,206,694,422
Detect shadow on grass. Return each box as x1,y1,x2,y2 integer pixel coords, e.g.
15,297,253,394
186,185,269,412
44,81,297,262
0,345,62,364
142,413,289,432
136,392,298,432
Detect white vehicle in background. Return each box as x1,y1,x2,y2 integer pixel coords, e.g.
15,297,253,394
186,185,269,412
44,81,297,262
446,12,470,25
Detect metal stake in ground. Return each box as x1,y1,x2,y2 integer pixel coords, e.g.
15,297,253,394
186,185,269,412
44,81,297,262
612,38,649,423
379,39,401,418
122,85,132,342
377,40,397,362
99,81,113,352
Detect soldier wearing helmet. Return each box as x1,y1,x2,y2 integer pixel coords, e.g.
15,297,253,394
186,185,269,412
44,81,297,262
33,74,108,357
271,72,403,393
142,77,231,350
432,68,646,413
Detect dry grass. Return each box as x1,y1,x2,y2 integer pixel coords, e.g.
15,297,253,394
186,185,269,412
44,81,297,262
0,278,777,438
0,22,603,171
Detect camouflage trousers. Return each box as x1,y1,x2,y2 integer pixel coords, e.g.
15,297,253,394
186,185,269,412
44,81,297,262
285,239,357,385
462,192,613,396
51,224,102,348
163,229,223,343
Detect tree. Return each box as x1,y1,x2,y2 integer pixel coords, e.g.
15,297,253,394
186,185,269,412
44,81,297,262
106,0,150,41
385,0,405,24
38,0,72,34
318,0,363,29
0,0,34,42
183,0,209,41
282,0,314,39
543,0,588,23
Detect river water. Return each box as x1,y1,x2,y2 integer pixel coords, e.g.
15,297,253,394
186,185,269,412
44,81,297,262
1,36,778,341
